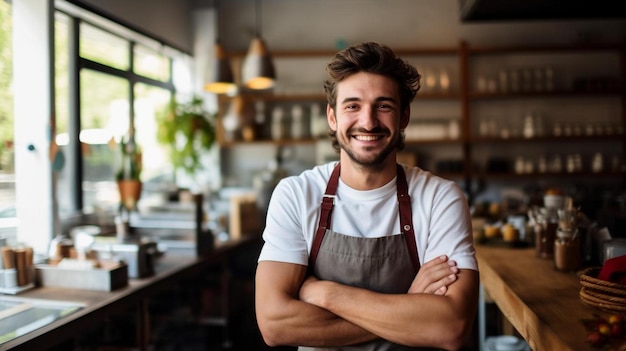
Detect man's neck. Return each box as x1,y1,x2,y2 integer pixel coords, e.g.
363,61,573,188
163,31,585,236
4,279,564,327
338,155,398,191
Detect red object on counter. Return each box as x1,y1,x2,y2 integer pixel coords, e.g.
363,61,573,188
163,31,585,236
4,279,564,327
598,255,626,284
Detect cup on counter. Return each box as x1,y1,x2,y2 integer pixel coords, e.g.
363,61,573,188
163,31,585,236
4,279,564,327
507,215,527,242
0,236,6,269
603,239,626,263
1,246,17,287
2,268,17,288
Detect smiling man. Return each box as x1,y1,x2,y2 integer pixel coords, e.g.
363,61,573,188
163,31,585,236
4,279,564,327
255,42,479,351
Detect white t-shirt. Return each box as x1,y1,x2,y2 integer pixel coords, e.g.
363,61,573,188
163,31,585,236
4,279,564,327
258,162,478,271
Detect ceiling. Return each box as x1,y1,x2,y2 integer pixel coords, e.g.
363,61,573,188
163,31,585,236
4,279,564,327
459,0,626,22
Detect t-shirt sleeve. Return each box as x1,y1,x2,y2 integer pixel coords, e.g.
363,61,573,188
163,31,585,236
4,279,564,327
424,180,478,272
257,177,310,266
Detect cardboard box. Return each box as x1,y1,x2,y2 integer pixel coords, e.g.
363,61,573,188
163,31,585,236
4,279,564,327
36,262,128,291
229,194,261,240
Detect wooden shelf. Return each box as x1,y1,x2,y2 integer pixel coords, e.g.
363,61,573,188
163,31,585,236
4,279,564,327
405,138,464,145
416,92,462,100
235,92,325,102
469,89,623,100
230,46,460,59
475,171,626,179
219,138,318,147
470,134,625,143
467,43,625,54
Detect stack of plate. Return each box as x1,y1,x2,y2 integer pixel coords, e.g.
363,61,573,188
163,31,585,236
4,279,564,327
579,267,626,313
484,335,531,351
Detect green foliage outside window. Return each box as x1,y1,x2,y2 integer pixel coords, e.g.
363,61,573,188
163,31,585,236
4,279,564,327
156,96,216,177
0,1,13,171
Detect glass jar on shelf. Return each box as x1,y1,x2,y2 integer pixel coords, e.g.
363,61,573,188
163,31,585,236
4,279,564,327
554,228,580,272
534,207,558,259
554,207,581,272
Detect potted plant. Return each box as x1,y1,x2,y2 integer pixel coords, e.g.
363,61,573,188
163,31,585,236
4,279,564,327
115,125,142,212
156,95,216,192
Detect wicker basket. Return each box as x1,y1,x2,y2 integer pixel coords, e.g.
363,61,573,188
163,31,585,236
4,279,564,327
579,267,626,313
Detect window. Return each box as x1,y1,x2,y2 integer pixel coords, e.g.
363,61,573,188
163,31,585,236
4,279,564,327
57,15,184,217
78,69,130,213
9,1,192,249
0,0,15,244
79,22,129,71
134,44,171,82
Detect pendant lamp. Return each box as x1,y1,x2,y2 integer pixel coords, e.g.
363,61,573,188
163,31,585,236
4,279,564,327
242,0,276,90
204,0,236,94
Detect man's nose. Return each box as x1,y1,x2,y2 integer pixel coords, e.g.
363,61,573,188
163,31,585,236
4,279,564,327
360,107,379,130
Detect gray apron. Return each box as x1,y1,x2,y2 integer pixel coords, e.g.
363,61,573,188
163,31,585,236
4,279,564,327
300,164,438,351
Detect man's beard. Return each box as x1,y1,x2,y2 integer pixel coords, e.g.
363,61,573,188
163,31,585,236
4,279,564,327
339,128,401,170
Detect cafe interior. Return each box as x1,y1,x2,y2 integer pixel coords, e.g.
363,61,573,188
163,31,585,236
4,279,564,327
2,0,626,350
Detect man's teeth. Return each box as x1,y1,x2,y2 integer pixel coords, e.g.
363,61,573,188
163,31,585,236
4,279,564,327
354,135,379,141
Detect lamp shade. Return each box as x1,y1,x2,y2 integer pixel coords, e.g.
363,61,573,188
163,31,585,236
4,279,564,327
242,37,276,90
204,42,236,94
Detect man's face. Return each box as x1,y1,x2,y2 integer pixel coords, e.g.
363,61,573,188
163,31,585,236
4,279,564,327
328,72,409,168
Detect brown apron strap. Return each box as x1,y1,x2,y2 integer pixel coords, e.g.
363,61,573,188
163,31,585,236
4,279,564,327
308,163,341,269
396,165,420,273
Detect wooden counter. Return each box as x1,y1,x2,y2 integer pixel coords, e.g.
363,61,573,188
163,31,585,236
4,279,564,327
476,245,616,351
0,234,261,351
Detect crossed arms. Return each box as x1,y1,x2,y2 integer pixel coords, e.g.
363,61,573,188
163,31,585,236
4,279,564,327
255,255,479,351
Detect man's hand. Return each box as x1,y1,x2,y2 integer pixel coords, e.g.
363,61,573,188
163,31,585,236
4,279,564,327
407,255,458,295
299,275,317,303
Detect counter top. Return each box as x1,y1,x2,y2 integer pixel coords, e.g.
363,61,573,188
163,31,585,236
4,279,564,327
476,245,619,351
0,234,261,351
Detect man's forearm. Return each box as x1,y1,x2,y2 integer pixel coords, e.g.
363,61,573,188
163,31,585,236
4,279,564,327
258,296,377,347
301,270,479,350
256,261,378,347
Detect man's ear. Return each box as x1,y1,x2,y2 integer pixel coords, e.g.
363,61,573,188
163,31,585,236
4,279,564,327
327,104,337,131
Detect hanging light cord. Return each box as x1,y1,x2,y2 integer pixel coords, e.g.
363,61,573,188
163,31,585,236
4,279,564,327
255,0,262,38
215,0,222,43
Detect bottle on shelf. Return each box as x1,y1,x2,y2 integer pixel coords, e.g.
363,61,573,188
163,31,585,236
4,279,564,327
254,101,267,140
291,104,305,139
271,106,286,140
309,103,327,138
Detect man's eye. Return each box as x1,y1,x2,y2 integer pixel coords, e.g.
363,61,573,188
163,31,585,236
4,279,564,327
345,104,359,110
378,104,392,110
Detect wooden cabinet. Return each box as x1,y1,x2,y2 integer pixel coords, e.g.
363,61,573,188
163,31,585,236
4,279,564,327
216,42,626,201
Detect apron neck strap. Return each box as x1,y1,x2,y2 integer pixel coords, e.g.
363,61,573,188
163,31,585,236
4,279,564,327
396,165,420,272
308,163,341,270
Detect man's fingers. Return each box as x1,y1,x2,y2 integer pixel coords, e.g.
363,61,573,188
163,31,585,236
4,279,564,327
425,273,457,295
422,255,448,268
408,258,459,294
